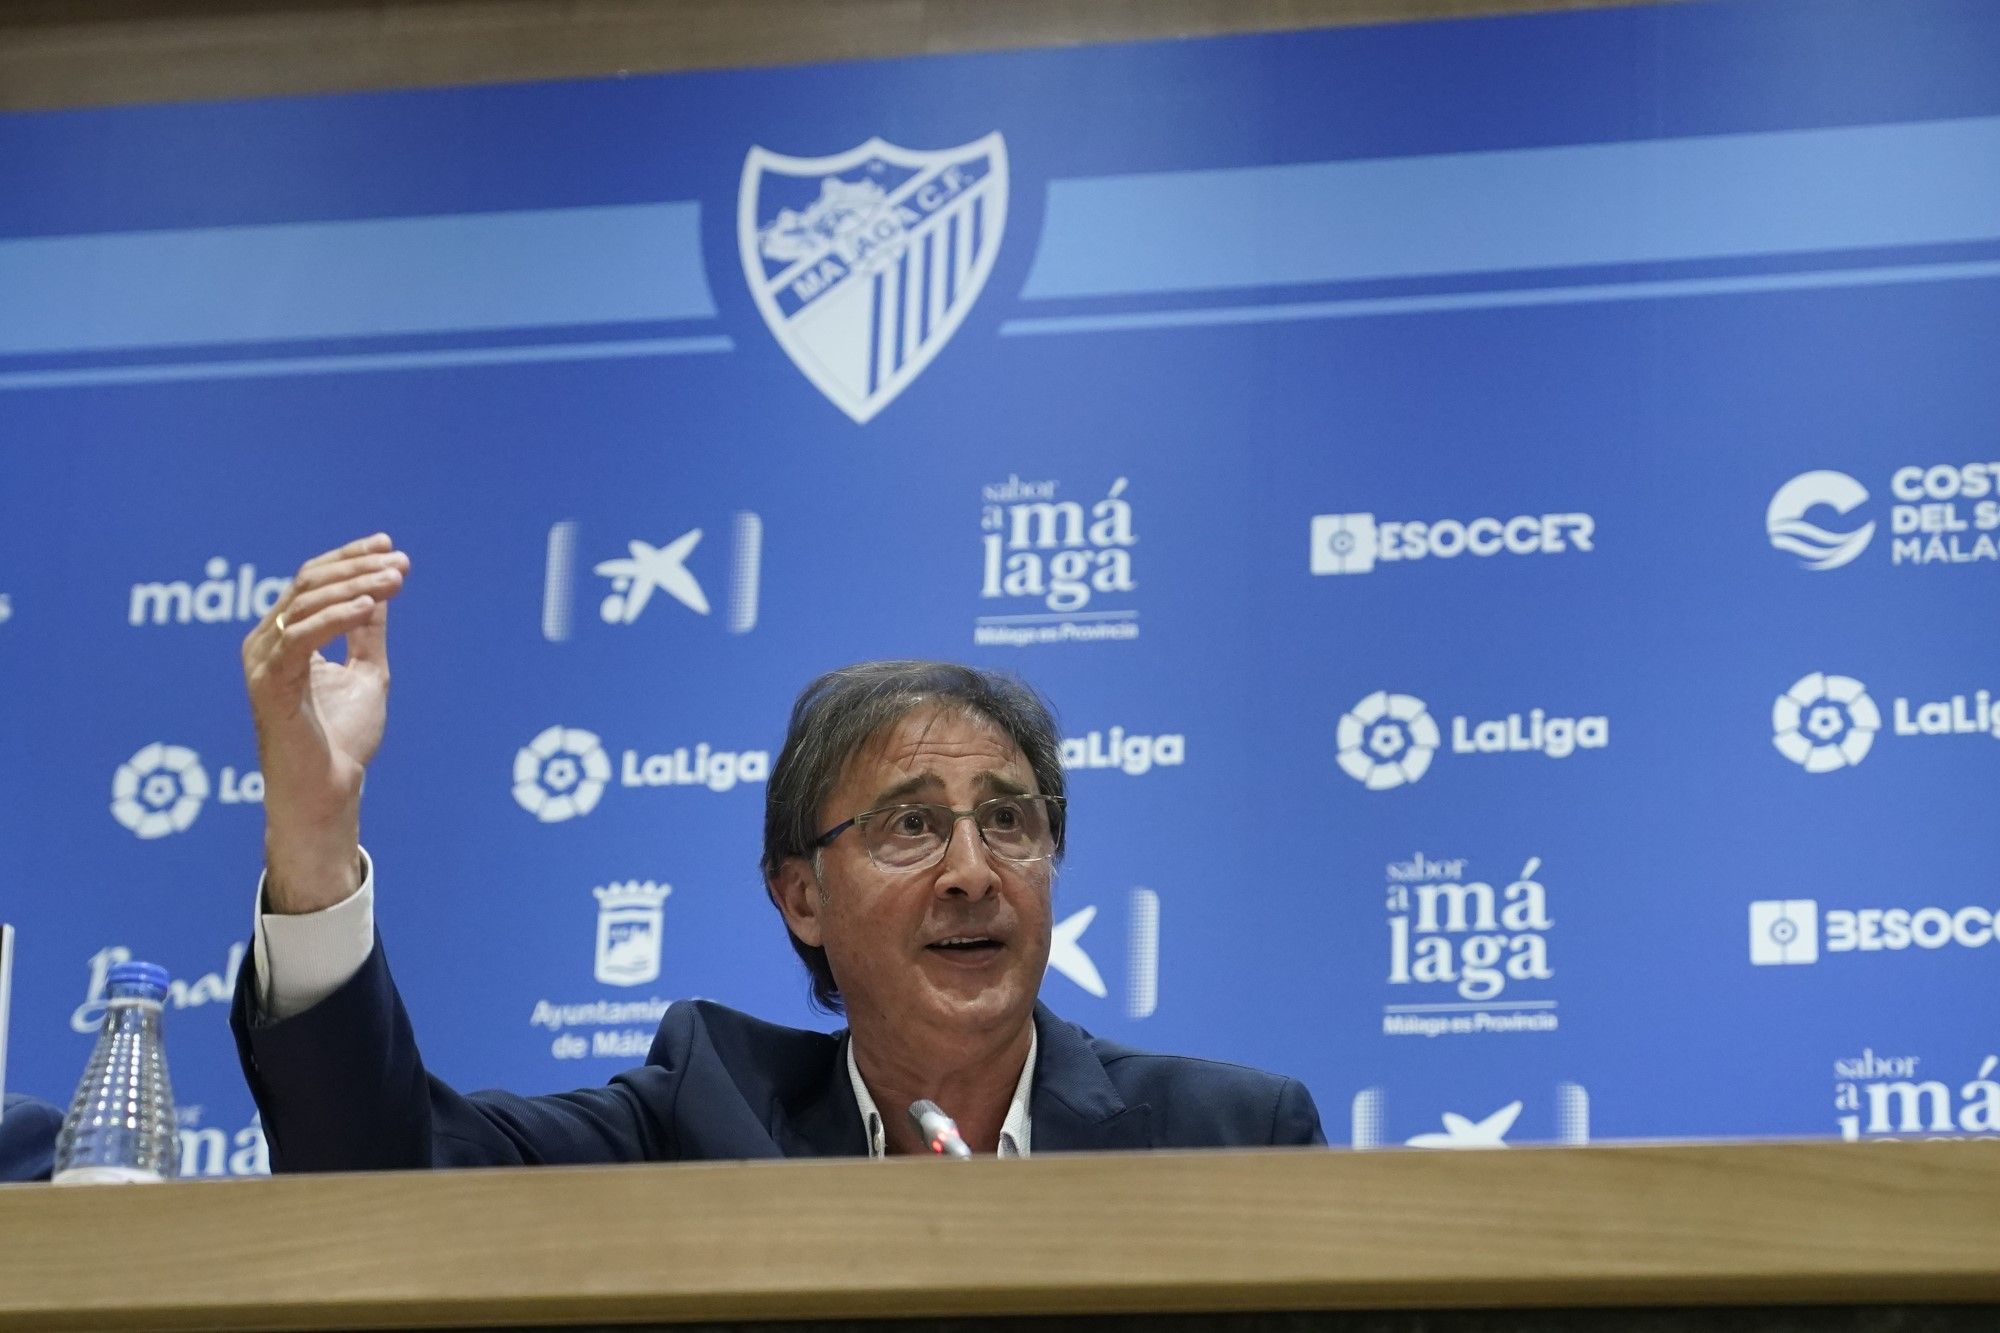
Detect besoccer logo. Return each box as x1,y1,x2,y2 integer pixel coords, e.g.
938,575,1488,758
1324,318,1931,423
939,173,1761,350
1749,899,1820,965
110,743,209,839
1772,673,1879,773
1310,514,1378,575
1336,692,1439,790
513,726,611,823
1766,471,1875,571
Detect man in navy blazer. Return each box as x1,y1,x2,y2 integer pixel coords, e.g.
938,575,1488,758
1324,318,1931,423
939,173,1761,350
0,1093,63,1182
232,535,1322,1168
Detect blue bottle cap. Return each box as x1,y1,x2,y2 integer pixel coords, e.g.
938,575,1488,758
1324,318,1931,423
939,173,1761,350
105,961,171,1001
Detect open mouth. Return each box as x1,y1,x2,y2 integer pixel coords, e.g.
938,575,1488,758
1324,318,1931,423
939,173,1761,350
927,936,1003,955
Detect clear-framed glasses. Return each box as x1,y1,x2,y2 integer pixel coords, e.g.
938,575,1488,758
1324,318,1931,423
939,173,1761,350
813,794,1065,871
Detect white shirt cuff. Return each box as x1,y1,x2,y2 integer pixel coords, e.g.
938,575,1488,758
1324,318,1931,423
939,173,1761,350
252,849,376,1022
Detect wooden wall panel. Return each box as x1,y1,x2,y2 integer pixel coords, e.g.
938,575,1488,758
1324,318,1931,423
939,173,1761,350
0,0,1683,111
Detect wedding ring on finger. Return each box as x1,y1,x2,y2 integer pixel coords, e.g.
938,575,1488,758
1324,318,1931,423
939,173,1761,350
275,610,289,635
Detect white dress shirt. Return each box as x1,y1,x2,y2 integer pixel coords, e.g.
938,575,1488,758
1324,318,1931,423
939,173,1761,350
251,851,377,1021
845,1024,1034,1158
252,851,1036,1155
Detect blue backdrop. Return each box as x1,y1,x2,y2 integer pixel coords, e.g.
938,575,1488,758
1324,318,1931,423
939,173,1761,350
2,0,1997,1173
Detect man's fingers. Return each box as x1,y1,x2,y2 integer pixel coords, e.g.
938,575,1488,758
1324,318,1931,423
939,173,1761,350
269,596,379,666
242,534,405,689
346,595,390,669
295,533,394,581
279,566,404,630
288,550,408,602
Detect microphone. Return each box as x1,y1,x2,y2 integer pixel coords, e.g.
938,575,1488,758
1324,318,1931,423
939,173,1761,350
907,1100,973,1159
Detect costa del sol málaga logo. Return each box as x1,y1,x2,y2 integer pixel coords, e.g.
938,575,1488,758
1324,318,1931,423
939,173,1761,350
1336,692,1440,790
1772,673,1879,772
513,726,611,822
1766,471,1875,571
739,134,1007,424
110,743,209,839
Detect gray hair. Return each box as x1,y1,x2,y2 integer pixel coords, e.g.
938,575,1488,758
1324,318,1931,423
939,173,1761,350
760,661,1067,1013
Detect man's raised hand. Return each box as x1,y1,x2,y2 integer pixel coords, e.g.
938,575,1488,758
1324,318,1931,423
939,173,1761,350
242,534,410,914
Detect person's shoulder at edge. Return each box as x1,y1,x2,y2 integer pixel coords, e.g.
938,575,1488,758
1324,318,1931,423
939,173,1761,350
1,1093,66,1183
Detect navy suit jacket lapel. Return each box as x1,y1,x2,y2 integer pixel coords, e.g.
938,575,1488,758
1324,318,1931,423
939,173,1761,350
774,1011,1153,1155
1028,1003,1153,1152
773,1032,869,1158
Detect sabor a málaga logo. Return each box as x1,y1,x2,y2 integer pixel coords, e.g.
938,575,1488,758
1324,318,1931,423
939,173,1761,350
1383,853,1557,1036
975,474,1139,646
739,134,1006,423
1833,1048,2000,1141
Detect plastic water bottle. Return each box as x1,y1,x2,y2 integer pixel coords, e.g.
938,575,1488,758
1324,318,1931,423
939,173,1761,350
52,960,179,1184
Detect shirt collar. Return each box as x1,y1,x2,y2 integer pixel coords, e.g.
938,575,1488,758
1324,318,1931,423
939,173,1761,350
846,1023,1036,1159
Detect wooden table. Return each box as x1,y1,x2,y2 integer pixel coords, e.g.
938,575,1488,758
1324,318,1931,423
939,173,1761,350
1,1141,1996,1330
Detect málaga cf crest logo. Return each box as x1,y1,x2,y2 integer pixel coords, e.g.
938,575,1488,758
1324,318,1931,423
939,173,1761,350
738,134,1007,424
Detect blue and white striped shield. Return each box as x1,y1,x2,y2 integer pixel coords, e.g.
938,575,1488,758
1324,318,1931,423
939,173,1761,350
738,134,1007,424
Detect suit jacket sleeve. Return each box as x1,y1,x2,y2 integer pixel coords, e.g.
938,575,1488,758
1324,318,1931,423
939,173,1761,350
1272,1076,1327,1147
0,1094,65,1183
231,931,670,1171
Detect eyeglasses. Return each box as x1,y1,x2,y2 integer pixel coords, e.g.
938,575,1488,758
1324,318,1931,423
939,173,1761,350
813,794,1065,871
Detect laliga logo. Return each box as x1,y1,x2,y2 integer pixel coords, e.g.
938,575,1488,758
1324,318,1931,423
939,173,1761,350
513,727,611,823
740,134,1006,423
514,727,772,821
1766,472,1875,570
110,744,209,839
1772,673,1879,772
1336,693,1438,790
1337,692,1607,789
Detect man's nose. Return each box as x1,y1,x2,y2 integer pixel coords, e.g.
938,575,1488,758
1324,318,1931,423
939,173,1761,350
937,814,999,898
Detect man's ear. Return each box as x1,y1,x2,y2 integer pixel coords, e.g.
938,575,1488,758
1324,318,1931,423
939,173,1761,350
770,857,824,948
